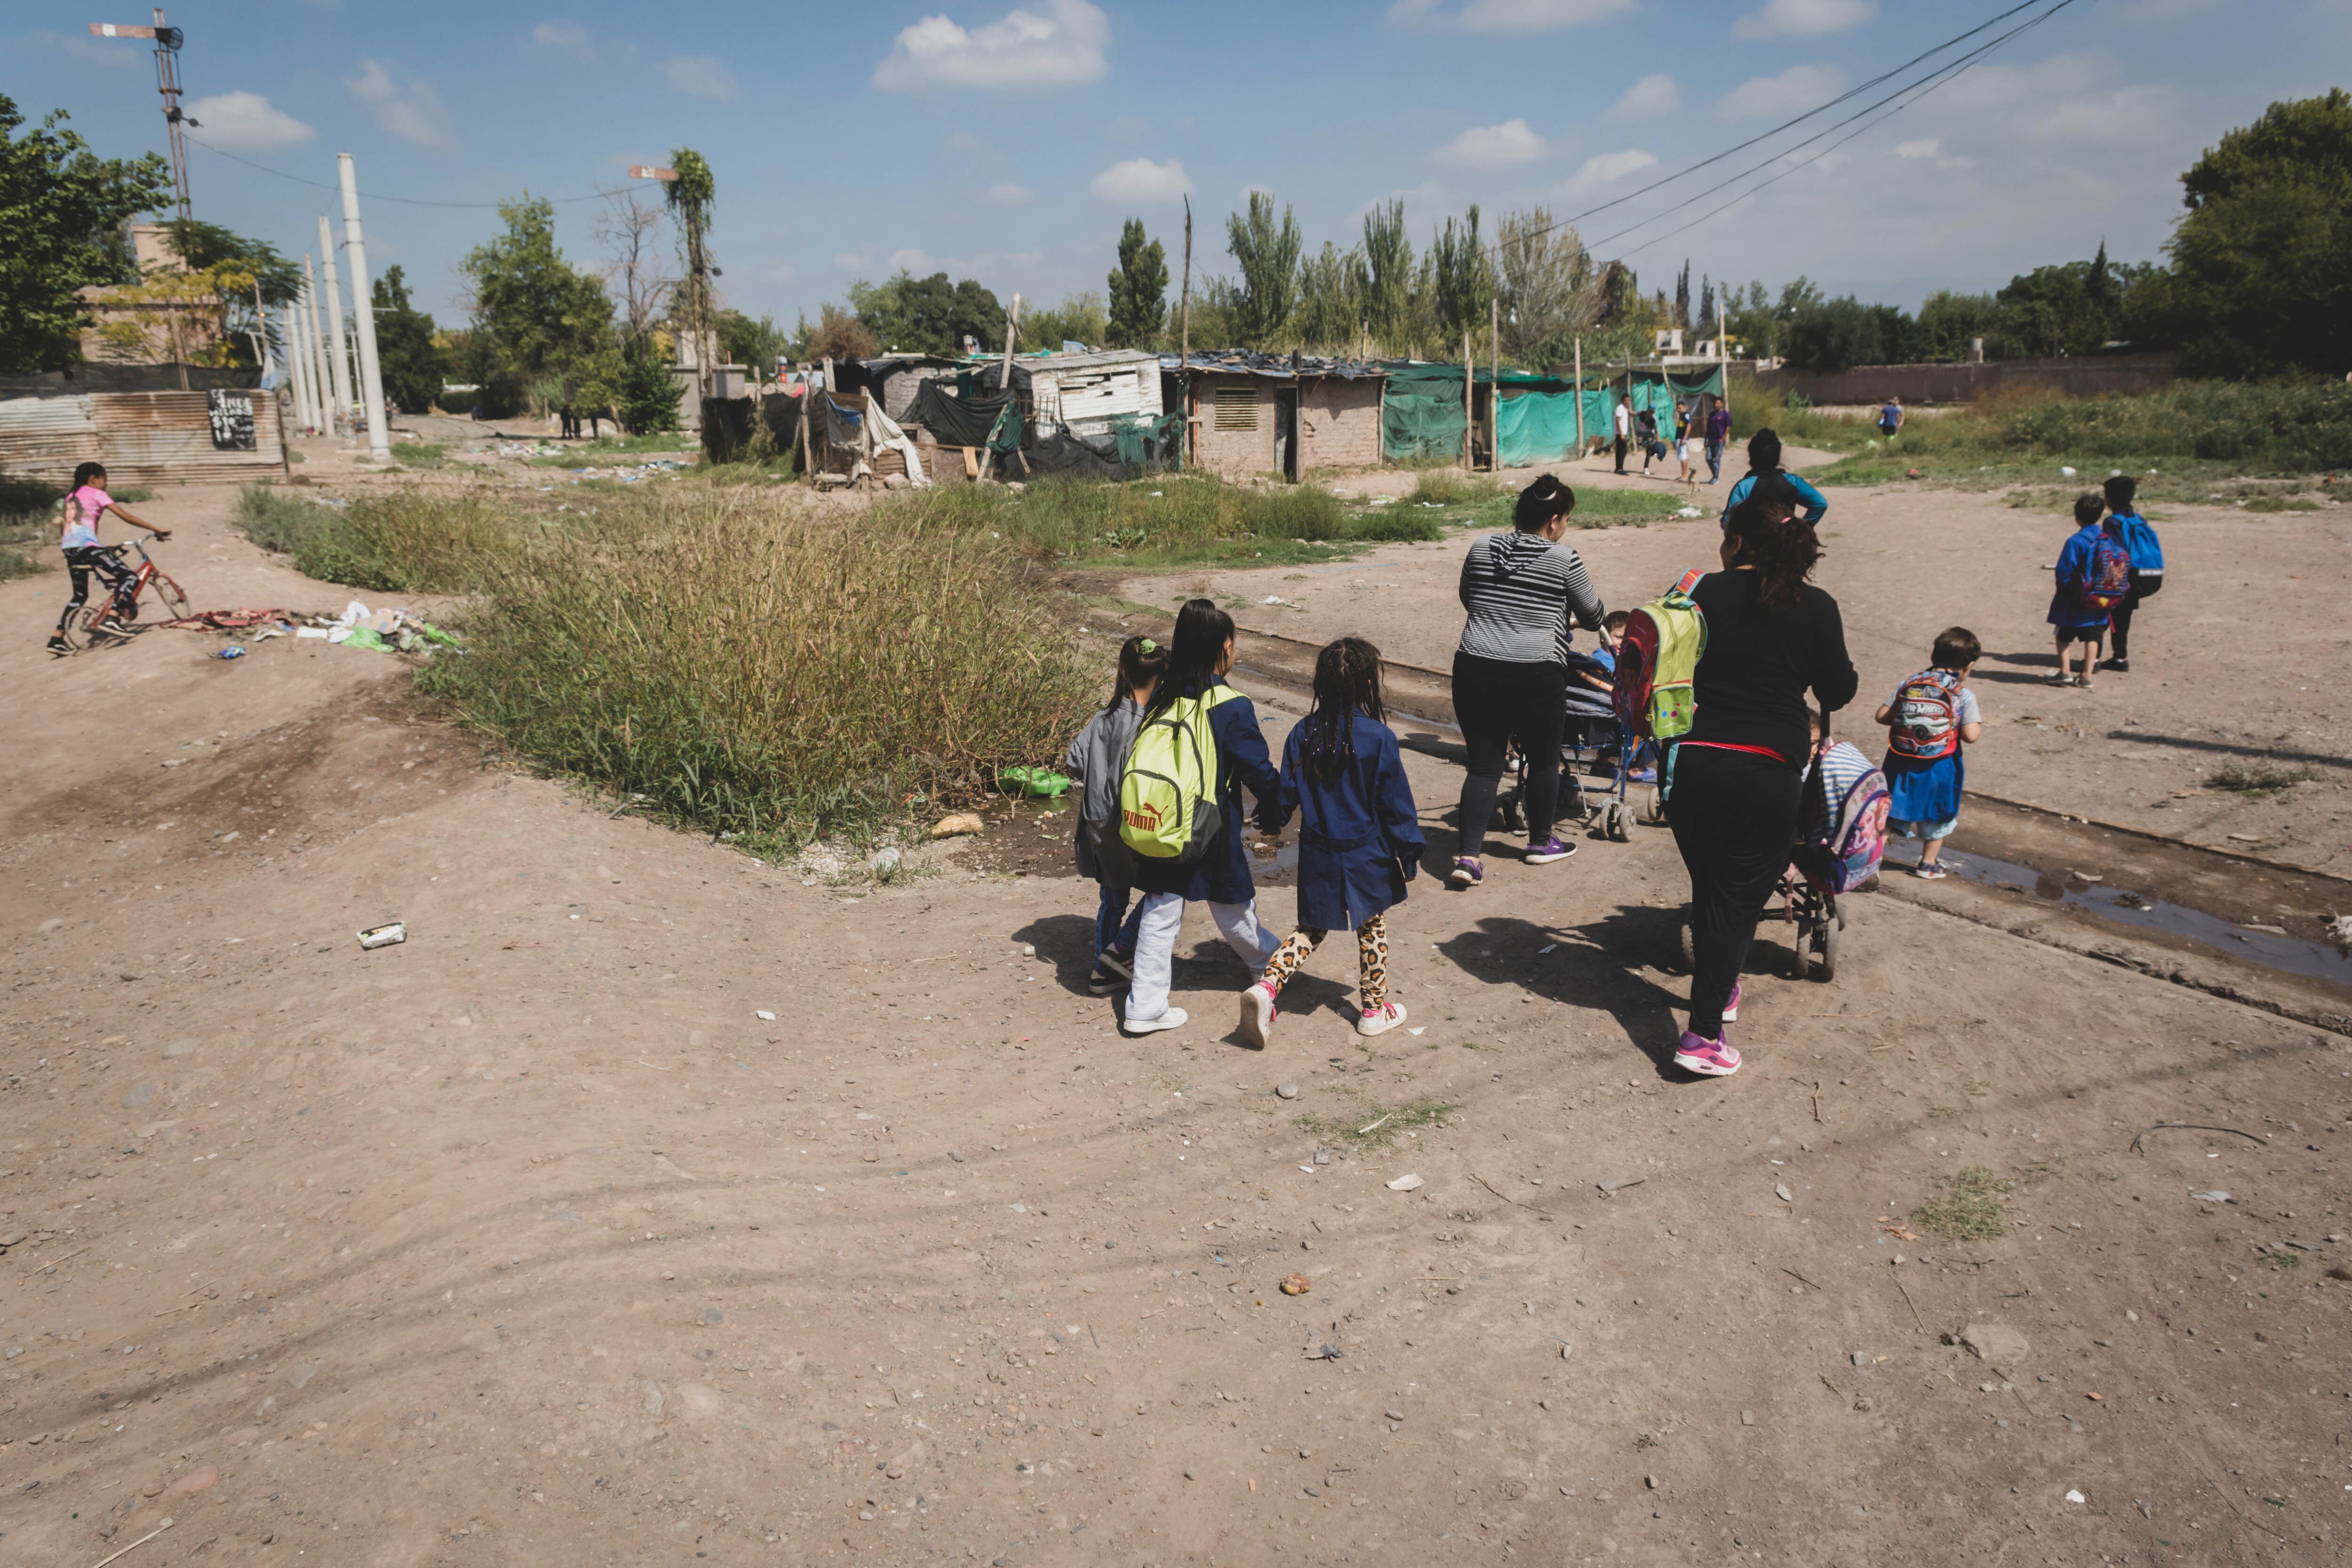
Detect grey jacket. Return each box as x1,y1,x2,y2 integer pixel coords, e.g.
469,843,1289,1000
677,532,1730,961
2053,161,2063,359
1064,697,1146,881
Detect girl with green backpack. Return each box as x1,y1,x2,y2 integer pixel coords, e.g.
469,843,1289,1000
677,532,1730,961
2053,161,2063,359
1117,600,1284,1035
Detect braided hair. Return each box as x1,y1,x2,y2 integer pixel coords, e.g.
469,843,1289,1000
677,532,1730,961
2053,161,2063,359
1300,636,1386,784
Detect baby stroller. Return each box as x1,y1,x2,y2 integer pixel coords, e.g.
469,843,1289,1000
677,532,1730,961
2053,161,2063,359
1498,652,1667,842
1676,736,1889,983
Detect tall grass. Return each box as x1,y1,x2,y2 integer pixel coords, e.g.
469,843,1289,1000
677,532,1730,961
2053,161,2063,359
0,473,54,581
891,475,1440,564
417,488,1097,847
233,483,515,594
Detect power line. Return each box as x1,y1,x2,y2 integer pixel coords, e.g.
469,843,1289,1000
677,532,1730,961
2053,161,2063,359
186,135,636,208
1588,0,2081,258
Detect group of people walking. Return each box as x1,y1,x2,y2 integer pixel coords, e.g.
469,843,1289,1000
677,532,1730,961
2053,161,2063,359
1063,430,1866,1079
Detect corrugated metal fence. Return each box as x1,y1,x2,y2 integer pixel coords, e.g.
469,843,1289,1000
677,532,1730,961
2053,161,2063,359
0,390,286,487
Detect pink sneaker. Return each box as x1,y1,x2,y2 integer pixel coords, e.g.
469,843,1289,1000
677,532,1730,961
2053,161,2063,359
1673,1031,1742,1076
1238,981,1278,1049
1720,982,1741,1023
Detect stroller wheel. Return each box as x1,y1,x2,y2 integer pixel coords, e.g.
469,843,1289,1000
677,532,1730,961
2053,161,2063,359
1811,917,1840,982
1642,783,1667,825
1603,799,1631,842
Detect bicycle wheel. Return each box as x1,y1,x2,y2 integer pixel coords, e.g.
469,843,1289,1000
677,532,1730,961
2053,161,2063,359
59,606,102,652
152,571,192,621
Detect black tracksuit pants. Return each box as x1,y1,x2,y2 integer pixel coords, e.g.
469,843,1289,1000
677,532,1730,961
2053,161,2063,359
1666,744,1803,1039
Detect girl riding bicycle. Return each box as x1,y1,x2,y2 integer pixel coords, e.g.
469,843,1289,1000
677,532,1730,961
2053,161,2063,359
48,462,169,655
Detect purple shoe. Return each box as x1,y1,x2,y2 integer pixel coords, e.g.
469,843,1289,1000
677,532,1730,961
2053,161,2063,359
1673,1031,1742,1076
1448,857,1484,889
1720,982,1741,1023
1524,838,1577,865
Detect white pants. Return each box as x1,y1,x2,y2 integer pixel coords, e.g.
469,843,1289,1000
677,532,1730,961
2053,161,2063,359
1123,891,1278,1023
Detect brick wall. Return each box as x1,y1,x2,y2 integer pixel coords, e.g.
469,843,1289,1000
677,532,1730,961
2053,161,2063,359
1302,378,1383,470
1187,378,1276,478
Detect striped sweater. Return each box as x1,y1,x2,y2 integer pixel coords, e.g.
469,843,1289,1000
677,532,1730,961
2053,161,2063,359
1455,532,1606,667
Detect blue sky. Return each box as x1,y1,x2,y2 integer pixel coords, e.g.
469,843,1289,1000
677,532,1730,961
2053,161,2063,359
10,0,2347,334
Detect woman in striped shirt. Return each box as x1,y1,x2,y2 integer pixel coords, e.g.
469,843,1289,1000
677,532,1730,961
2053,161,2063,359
1448,474,1606,888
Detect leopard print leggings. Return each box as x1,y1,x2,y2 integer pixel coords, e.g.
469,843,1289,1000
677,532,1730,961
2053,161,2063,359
1261,911,1389,1010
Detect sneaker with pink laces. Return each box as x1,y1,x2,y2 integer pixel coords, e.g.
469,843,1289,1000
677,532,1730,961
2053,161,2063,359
1238,981,1278,1049
1357,1000,1408,1038
1673,1031,1742,1076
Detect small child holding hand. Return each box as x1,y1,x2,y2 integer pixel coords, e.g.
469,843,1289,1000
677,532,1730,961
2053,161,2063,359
1875,626,1985,879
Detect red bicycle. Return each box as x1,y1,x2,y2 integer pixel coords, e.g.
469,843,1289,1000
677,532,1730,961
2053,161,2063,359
58,538,191,653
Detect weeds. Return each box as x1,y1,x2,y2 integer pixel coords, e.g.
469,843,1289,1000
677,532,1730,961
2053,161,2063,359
1914,1166,2013,1241
232,482,514,594
884,475,1439,566
1293,1097,1454,1151
2208,760,2316,796
391,441,447,469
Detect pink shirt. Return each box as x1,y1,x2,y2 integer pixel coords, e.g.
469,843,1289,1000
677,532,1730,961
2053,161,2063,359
62,485,111,550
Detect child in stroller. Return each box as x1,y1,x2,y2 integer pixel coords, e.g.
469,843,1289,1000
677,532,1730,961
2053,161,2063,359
1496,614,1656,837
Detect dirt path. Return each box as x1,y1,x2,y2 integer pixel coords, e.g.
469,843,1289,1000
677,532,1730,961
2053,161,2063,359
2,474,2349,1567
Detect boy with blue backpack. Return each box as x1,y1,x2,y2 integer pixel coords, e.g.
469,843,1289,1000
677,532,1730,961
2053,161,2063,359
2099,474,2164,674
2048,493,2130,690
1875,626,1984,880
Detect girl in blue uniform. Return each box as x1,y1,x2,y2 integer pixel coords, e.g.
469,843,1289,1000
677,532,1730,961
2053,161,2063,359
1240,637,1427,1047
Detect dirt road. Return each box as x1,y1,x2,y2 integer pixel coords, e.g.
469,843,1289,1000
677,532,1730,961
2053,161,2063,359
2,473,2349,1567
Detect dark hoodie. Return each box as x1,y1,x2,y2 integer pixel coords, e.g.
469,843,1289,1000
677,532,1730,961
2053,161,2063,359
1455,531,1605,667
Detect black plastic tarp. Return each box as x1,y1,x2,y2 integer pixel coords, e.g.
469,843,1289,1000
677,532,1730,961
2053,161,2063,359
907,379,1021,453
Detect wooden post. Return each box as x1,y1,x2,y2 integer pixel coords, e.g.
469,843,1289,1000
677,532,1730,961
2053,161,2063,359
1573,335,1585,454
982,296,1021,481
1461,331,1472,472
794,372,811,481
1488,296,1500,472
1178,196,1193,467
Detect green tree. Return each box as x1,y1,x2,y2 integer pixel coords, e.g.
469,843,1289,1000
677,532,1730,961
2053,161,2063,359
791,304,880,364
665,146,717,380
158,218,301,368
2130,90,2352,377
458,196,617,416
847,271,1004,355
616,344,679,434
370,264,442,414
1783,295,1914,374
1022,291,1108,350
1292,241,1361,352
1105,218,1168,349
1912,290,2002,362
1225,190,1302,348
1358,200,1418,355
0,96,174,372
1429,204,1495,348
1494,208,1598,366
1994,243,2153,358
717,308,787,372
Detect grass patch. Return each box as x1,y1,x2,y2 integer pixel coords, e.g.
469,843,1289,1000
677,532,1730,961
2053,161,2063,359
417,486,1097,848
2208,759,2316,796
530,433,691,469
392,441,448,469
1913,1166,2013,1241
1293,1097,1454,1151
232,483,519,595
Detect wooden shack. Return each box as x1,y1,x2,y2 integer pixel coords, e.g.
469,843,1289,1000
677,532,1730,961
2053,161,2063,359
990,349,1162,439
1166,357,1388,483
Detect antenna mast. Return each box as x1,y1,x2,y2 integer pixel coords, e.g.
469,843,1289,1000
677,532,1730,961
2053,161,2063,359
87,8,193,220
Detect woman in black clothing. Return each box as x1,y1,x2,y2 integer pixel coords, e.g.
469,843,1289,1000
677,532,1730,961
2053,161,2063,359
1665,482,1857,1076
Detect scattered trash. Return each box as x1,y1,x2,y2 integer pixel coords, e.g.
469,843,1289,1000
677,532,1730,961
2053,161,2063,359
1275,1082,1300,1100
869,846,903,875
997,765,1071,798
1261,595,1294,606
1306,1342,1342,1360
1020,943,1036,957
1538,942,1557,954
2060,466,2077,478
2065,1489,2086,1504
931,813,986,838
357,921,406,950
1675,506,1704,518
1386,1173,1424,1192
1368,495,1397,507
1597,1177,1645,1196
1774,1182,1793,1203
215,646,245,660
1279,1273,1311,1296
1406,1026,1425,1036
295,627,333,639
2189,1190,2232,1203
756,1010,777,1022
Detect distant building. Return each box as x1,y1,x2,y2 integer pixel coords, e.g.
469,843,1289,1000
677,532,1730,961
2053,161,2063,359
77,223,228,366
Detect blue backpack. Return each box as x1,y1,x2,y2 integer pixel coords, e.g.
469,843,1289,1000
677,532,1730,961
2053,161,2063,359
2078,528,2134,612
2112,511,2164,573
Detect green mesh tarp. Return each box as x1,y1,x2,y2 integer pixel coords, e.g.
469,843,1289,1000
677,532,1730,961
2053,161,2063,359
1382,381,1468,461
1496,392,1581,468
1381,361,1727,462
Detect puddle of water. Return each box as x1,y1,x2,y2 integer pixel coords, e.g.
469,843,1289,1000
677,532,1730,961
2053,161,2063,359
1946,851,2352,989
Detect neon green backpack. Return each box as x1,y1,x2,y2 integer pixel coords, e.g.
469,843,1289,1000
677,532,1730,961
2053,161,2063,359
1612,567,1708,740
1118,684,1241,864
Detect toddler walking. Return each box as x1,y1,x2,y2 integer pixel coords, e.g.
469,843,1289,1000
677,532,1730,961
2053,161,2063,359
1875,626,1984,879
1064,634,1165,994
1240,637,1427,1047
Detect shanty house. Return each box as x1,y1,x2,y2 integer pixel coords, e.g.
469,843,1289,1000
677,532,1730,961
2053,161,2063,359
985,348,1161,439
1165,354,1388,483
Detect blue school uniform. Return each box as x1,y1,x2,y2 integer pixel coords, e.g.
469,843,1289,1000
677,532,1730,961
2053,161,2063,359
1127,677,1282,905
2048,523,2112,632
1881,679,1977,828
1273,714,1427,931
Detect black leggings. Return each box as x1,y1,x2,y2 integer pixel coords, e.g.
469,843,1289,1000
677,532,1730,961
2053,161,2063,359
1453,652,1567,853
1666,744,1803,1039
57,546,131,632
2110,572,2160,660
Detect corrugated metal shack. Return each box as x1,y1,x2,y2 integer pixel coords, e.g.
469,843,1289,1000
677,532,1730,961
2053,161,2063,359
1163,353,1388,483
982,348,1162,439
0,390,286,487
834,354,961,423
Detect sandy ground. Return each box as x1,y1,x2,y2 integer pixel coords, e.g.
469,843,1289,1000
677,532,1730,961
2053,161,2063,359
2,463,2351,1568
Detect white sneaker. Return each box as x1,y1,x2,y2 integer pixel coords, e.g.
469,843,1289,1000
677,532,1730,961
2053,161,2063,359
1238,983,1277,1050
1357,1001,1409,1038
1123,1007,1188,1036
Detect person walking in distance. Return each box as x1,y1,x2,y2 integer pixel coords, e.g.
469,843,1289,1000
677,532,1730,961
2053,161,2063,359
1704,395,1732,484
1878,395,1905,441
1665,483,1857,1075
48,461,169,654
1720,429,1827,528
1448,474,1606,889
2099,474,2163,674
1612,394,1632,474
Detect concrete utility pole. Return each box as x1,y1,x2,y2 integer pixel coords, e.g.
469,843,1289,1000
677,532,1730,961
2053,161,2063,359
301,257,334,437
282,302,313,434
338,153,391,460
316,215,354,437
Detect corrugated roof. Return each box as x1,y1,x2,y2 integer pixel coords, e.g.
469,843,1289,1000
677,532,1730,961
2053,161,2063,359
1159,351,1388,381
1010,348,1160,373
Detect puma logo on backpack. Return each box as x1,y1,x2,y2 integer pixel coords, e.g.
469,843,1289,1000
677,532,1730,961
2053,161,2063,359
2078,528,2134,612
1119,685,1240,864
1613,568,1708,741
1887,670,1961,760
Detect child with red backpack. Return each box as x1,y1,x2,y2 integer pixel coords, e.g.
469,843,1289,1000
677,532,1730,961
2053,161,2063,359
2048,493,2129,689
1875,627,1985,880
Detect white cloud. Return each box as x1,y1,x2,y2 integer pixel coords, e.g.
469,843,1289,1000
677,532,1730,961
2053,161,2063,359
1732,0,1875,40
985,182,1035,203
1433,118,1547,168
184,92,314,152
873,0,1110,93
1562,148,1658,191
1716,63,1846,119
661,55,738,102
1388,0,1634,32
346,61,456,150
1089,157,1192,205
1609,73,1681,120
532,21,595,62
1893,138,1940,160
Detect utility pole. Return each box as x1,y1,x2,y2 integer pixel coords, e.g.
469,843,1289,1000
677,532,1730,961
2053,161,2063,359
301,256,334,437
338,154,391,460
280,301,308,433
89,10,192,220
316,215,354,438
1178,195,1192,467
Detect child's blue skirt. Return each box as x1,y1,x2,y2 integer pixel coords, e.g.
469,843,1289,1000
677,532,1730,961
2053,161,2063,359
1883,751,1963,825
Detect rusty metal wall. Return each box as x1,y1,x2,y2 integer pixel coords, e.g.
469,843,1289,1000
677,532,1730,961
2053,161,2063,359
0,390,285,487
